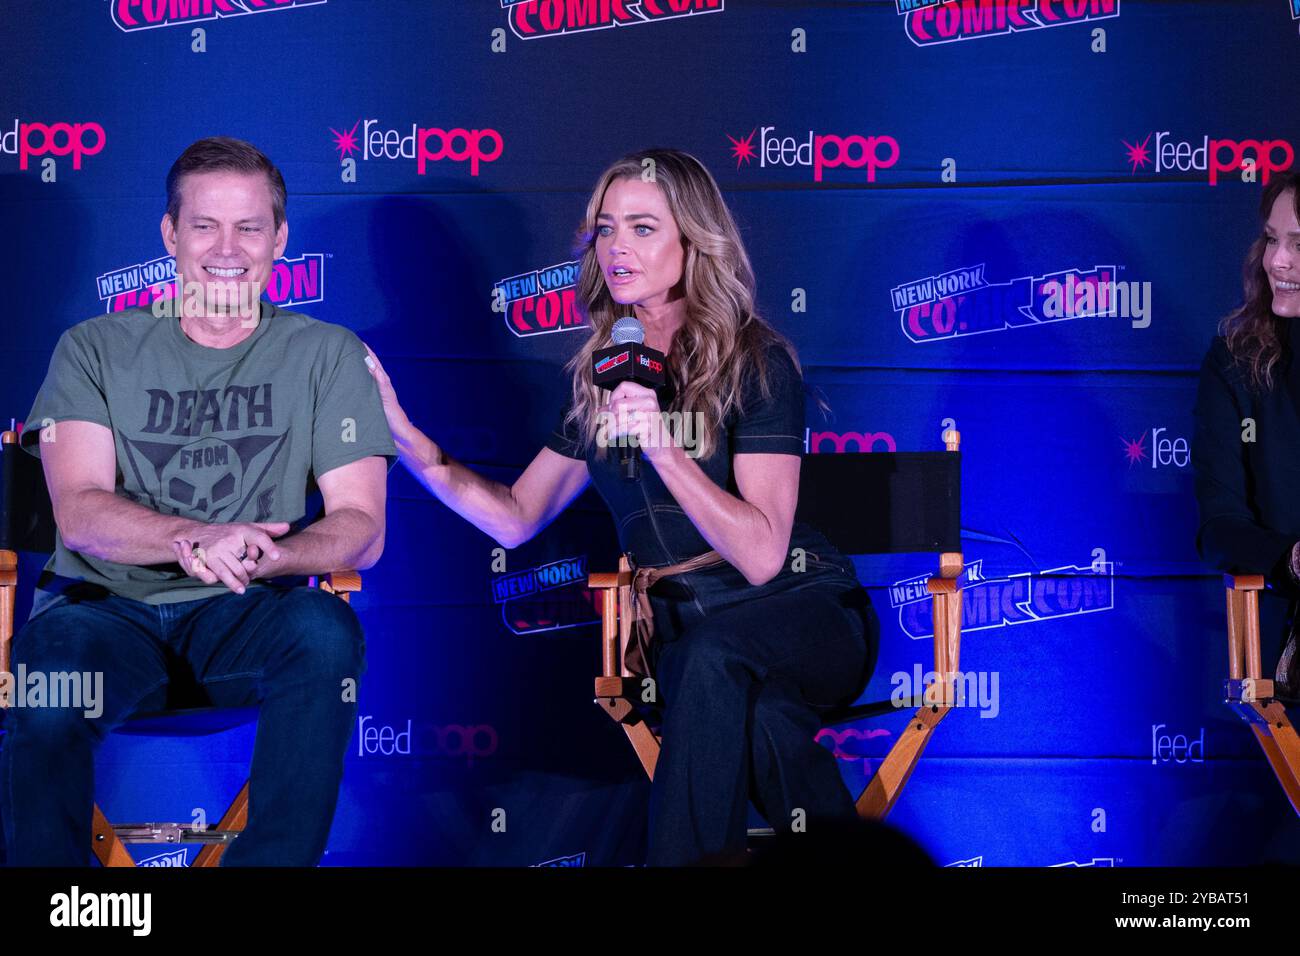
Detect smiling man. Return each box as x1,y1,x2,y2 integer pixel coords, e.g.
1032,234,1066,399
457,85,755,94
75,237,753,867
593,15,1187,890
0,137,396,866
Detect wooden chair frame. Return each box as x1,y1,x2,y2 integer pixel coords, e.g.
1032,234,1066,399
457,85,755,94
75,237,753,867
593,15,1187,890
0,429,361,866
589,430,964,822
1223,573,1300,814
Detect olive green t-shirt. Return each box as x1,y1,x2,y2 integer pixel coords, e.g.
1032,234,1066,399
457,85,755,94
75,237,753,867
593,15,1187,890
21,300,396,617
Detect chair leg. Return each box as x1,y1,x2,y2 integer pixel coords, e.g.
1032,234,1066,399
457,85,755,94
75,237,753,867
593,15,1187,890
192,780,250,868
1248,703,1300,815
621,724,660,781
91,804,136,867
855,704,948,820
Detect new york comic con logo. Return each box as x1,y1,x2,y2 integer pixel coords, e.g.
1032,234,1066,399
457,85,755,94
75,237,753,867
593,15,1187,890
889,557,1114,640
95,253,325,312
946,856,1115,866
892,263,1127,343
493,259,586,337
492,555,601,635
532,852,587,866
501,0,724,40
111,0,326,32
897,0,1118,46
137,849,188,867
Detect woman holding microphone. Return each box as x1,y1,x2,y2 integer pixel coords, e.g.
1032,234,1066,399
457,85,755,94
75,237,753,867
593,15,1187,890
364,148,879,866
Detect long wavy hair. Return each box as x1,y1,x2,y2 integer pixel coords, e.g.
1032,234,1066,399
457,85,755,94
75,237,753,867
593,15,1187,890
562,148,799,460
1220,171,1300,392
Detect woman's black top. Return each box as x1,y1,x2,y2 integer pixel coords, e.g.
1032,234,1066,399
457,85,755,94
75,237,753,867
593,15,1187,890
545,341,861,597
1192,327,1300,595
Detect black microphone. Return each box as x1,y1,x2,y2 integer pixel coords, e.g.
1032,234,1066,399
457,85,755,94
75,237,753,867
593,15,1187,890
592,316,667,481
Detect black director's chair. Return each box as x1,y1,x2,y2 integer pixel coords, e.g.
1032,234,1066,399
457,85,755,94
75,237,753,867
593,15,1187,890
0,429,360,866
589,430,964,821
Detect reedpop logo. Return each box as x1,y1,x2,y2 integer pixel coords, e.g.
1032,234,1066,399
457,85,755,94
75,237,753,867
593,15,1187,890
357,716,500,765
728,126,900,183
330,119,502,177
1120,428,1188,469
0,119,105,173
95,253,326,312
111,0,327,32
888,556,1115,640
502,0,724,40
805,426,897,454
1123,131,1294,185
815,725,892,765
892,263,1149,343
493,259,586,337
898,0,1118,46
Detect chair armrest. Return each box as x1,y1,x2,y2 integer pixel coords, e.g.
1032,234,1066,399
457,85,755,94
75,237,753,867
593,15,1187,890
588,570,632,590
313,570,362,602
1227,574,1266,591
1224,574,1266,682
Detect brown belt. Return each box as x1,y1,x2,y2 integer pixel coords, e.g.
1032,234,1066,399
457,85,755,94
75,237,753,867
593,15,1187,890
624,549,727,679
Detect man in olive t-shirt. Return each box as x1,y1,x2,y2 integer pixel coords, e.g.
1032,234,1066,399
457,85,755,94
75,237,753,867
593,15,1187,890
19,298,395,617
0,136,394,868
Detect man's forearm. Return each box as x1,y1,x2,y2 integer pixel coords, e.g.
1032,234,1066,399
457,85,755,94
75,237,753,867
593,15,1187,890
252,508,383,578
64,489,204,565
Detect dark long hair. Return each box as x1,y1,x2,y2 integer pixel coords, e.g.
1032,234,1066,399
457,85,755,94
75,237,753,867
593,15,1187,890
1220,170,1300,392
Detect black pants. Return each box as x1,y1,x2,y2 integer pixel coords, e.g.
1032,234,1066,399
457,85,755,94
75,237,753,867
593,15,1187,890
646,576,879,866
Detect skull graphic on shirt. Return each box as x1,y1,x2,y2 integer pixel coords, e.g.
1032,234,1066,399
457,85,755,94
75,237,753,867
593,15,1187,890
121,430,289,521
160,438,244,514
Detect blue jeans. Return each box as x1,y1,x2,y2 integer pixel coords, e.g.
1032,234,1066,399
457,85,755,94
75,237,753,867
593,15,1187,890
643,560,880,866
0,584,365,866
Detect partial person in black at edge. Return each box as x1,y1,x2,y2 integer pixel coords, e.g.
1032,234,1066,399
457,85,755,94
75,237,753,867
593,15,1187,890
362,147,881,866
1193,170,1300,694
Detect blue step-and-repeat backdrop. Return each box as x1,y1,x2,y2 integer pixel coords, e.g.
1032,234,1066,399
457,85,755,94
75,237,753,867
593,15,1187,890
3,0,1300,867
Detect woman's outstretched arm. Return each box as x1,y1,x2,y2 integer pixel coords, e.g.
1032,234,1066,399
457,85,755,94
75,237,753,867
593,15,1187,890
363,344,590,549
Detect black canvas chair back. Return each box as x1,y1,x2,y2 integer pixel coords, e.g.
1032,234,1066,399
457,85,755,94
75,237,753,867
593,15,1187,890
0,432,57,555
795,450,963,725
795,451,961,557
587,437,968,821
